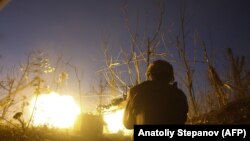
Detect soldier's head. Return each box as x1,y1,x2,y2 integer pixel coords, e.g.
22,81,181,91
146,60,174,83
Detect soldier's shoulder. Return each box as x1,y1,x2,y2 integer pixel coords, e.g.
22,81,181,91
174,87,187,100
130,81,152,91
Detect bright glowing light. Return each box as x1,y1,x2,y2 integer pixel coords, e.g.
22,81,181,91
29,92,80,128
103,109,132,135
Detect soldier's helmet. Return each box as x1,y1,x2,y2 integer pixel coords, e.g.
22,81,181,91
146,60,174,82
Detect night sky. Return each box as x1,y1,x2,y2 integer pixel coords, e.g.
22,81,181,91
0,0,250,101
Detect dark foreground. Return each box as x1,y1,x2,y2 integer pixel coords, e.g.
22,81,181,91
46,134,133,141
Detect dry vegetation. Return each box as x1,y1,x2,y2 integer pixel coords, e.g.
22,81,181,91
188,96,250,124
0,0,249,141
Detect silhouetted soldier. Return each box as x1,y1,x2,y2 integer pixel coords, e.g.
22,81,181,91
123,60,188,129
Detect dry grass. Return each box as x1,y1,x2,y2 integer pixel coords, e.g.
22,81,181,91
0,124,133,141
188,96,250,124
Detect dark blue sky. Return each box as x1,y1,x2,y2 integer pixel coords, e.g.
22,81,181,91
0,0,249,94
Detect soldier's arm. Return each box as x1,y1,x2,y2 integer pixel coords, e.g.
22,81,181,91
177,89,189,123
123,89,136,129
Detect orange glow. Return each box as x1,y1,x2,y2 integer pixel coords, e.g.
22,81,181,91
103,109,132,135
29,92,80,128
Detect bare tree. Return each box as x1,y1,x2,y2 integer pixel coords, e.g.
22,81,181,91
0,51,55,126
226,48,249,98
174,1,198,115
66,62,83,113
98,0,167,101
193,38,227,109
0,53,35,118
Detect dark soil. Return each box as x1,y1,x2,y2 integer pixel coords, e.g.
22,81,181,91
188,96,250,124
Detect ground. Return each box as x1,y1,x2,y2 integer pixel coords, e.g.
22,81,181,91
188,96,250,124
1,96,250,141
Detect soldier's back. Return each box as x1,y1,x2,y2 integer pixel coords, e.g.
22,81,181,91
131,80,188,124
